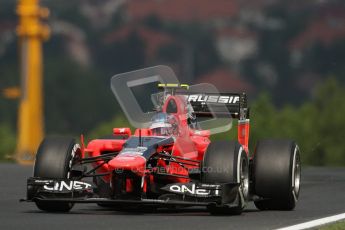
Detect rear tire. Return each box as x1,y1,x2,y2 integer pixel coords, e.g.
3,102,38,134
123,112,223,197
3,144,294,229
33,137,81,212
253,139,301,210
202,141,249,215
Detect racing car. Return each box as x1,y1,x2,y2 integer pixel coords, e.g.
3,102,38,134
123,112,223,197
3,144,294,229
22,66,301,215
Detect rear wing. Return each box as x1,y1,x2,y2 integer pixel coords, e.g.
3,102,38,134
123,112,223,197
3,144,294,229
157,83,249,120
180,92,249,120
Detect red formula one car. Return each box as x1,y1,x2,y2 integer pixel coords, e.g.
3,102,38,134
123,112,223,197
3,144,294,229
23,66,301,215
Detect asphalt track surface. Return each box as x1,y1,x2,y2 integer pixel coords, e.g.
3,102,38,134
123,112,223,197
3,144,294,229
1,164,345,230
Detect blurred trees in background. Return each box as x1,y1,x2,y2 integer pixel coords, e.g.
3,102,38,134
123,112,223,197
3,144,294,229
1,0,345,165
0,123,16,160
249,78,345,166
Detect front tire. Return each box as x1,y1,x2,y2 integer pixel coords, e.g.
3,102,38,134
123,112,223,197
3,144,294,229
202,141,249,215
253,139,301,210
33,137,81,212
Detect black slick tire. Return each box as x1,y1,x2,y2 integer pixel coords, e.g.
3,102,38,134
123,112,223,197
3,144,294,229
253,139,301,210
33,137,80,212
202,141,249,215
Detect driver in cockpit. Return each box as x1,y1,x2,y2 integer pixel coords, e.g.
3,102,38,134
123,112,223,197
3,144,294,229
149,113,178,136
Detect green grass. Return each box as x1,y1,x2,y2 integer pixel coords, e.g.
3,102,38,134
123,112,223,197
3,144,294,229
319,221,345,230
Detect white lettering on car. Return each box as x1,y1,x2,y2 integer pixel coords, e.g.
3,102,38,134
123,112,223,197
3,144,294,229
187,95,240,104
169,184,211,196
43,181,92,191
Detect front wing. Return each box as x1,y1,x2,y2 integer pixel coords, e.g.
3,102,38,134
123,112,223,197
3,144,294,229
22,177,242,208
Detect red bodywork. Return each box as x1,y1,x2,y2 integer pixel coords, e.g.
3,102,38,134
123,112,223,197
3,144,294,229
82,94,250,194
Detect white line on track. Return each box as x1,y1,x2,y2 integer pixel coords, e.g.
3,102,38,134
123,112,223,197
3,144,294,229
276,213,345,230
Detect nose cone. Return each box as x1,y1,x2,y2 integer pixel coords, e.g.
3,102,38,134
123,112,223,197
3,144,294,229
108,154,146,176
